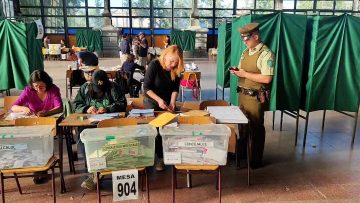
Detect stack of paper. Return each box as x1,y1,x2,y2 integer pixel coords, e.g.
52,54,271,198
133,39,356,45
87,113,120,122
128,109,154,118
5,112,36,120
206,106,248,124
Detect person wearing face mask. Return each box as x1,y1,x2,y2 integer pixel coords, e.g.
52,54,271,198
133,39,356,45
11,70,63,117
229,23,275,169
143,45,183,112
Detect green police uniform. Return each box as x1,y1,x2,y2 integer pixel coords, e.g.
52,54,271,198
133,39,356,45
237,23,275,167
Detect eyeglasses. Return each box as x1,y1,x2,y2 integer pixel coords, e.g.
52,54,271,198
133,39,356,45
241,33,254,41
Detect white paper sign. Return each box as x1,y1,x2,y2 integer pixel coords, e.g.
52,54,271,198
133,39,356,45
34,19,44,39
88,157,106,171
112,169,138,201
178,141,214,148
164,152,181,164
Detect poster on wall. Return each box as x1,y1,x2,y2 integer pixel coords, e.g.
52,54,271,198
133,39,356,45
34,19,44,39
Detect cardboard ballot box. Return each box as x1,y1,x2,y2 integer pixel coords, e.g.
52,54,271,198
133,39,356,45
0,126,54,169
80,125,157,172
160,124,231,165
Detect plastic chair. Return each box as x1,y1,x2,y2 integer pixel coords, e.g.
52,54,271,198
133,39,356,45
172,117,222,203
96,119,150,203
0,118,66,202
42,48,49,60
180,72,201,102
3,96,19,111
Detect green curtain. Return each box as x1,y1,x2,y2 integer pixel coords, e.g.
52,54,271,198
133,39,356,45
216,22,232,89
0,20,29,90
182,30,196,51
171,30,183,48
76,30,103,52
303,14,360,112
229,13,307,111
26,22,44,74
170,30,196,51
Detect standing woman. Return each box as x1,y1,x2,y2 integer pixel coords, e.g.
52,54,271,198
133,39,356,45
11,70,63,117
143,45,183,112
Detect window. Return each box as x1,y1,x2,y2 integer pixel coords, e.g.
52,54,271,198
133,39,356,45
67,17,87,27
199,10,213,17
174,18,190,29
216,0,233,9
88,8,104,16
154,18,172,28
335,0,353,10
237,0,254,9
199,18,213,28
112,18,130,27
21,8,41,15
316,0,334,10
174,0,191,8
110,0,129,7
67,8,86,16
132,0,150,8
132,18,150,28
215,10,233,18
296,0,314,9
174,9,191,17
67,0,85,7
44,8,63,16
256,0,274,9
88,0,104,7
45,28,65,34
111,9,129,16
154,0,172,8
89,17,104,28
154,9,172,17
43,0,62,7
20,0,40,6
45,17,64,27
283,0,295,9
132,9,150,17
198,0,213,8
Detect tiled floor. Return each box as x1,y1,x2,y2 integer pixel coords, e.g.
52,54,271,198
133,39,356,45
1,58,359,202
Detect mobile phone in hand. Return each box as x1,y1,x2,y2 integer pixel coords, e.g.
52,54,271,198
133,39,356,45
229,67,239,71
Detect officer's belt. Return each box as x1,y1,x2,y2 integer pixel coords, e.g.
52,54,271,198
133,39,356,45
237,86,259,97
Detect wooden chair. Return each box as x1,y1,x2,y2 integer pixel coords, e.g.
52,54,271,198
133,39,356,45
199,100,236,153
199,100,229,110
127,97,145,112
180,72,201,102
96,119,149,203
1,117,66,203
173,117,222,203
3,96,19,111
179,101,200,112
65,69,86,98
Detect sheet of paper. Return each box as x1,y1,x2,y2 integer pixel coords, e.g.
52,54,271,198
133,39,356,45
149,112,177,127
164,152,181,164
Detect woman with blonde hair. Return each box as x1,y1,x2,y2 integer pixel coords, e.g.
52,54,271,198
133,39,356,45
143,45,183,112
143,45,183,171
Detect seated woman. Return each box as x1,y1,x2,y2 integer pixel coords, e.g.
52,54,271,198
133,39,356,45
121,54,145,97
11,70,63,117
73,69,127,114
